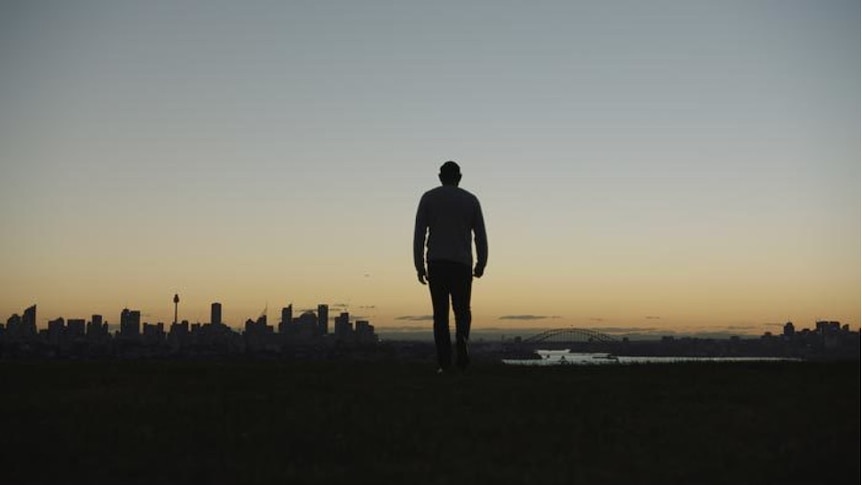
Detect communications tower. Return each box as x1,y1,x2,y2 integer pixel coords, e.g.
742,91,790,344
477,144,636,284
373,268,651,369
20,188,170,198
173,294,180,325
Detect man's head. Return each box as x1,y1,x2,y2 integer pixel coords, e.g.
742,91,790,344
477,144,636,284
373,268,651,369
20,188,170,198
439,161,462,186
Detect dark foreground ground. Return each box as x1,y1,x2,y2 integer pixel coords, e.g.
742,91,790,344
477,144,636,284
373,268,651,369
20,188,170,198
0,360,858,485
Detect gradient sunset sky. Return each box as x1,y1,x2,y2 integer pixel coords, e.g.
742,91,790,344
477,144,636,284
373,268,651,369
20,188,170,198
1,0,858,334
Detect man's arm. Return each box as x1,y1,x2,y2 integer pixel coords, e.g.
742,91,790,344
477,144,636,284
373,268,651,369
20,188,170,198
413,195,428,284
473,199,488,278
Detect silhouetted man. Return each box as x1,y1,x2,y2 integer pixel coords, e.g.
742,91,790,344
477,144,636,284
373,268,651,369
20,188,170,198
414,161,488,372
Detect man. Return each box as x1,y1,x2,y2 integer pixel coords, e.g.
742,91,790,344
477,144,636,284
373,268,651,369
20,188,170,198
414,161,488,372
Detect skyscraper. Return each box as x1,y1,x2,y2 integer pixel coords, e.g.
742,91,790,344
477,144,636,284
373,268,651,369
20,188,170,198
120,308,141,338
334,312,352,341
317,304,328,336
87,314,105,339
6,314,22,340
48,317,65,344
355,320,377,343
211,302,222,326
279,304,293,334
67,319,85,339
22,305,37,337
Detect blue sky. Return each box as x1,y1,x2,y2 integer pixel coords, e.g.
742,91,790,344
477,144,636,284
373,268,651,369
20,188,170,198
0,0,858,330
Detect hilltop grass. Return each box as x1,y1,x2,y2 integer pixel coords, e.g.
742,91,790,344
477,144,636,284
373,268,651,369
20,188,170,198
0,360,857,485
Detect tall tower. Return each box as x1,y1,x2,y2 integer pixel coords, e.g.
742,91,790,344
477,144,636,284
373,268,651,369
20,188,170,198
317,304,329,336
279,304,293,334
22,304,37,337
173,294,180,325
211,302,222,326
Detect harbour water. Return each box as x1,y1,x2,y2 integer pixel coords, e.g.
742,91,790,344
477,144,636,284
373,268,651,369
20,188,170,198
502,349,801,366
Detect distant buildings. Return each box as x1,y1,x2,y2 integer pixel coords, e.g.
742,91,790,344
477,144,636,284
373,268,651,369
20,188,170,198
67,319,85,339
355,320,376,343
279,305,293,335
48,317,65,345
4,305,38,341
1,302,378,351
23,305,36,337
87,314,109,340
1,305,113,354
334,312,351,341
294,311,318,340
317,304,329,336
0,304,858,360
0,300,379,356
244,311,275,352
211,303,222,326
333,312,377,344
142,322,165,346
120,308,141,339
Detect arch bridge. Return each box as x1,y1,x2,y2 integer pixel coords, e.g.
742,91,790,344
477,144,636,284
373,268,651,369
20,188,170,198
523,328,618,344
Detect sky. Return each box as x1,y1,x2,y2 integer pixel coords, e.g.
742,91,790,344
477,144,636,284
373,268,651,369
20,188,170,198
0,0,859,335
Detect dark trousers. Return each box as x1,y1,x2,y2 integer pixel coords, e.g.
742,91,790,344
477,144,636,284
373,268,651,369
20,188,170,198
427,260,472,369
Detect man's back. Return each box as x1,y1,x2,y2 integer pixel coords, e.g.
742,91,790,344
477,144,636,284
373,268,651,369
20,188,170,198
413,185,487,271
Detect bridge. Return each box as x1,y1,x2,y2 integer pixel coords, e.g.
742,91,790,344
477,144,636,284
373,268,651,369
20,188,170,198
522,328,618,344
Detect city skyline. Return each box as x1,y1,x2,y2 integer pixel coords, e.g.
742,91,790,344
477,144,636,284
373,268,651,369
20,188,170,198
3,300,856,349
1,1,858,333
2,300,377,342
3,293,857,338
4,300,354,328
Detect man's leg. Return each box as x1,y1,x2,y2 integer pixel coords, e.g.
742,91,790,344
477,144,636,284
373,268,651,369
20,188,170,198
428,262,452,370
450,263,473,370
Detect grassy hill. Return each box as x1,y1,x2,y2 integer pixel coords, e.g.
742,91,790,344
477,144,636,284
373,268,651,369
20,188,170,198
0,360,857,484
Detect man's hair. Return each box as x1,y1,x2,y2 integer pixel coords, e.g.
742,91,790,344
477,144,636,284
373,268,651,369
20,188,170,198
439,161,461,183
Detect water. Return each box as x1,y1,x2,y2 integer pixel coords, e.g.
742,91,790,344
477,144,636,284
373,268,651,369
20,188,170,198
501,350,801,366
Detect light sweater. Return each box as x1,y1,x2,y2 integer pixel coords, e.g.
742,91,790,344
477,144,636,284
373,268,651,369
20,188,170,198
413,185,488,271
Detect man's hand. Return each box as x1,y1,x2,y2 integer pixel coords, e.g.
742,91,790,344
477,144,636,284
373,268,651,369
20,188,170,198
417,269,427,285
473,265,484,279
